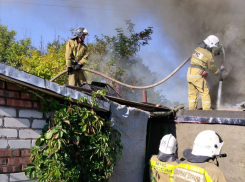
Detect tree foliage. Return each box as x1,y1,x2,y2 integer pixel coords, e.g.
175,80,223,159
0,21,166,104
87,20,166,104
25,90,122,182
20,44,67,84
0,24,32,67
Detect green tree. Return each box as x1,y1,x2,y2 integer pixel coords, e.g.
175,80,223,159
0,24,32,67
20,42,67,84
1,21,166,105
87,20,166,104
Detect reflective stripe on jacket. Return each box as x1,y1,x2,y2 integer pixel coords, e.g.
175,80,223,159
171,163,212,182
150,155,178,182
171,161,226,182
187,47,219,82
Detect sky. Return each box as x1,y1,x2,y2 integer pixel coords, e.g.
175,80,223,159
1,0,244,108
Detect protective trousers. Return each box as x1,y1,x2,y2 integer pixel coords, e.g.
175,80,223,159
68,70,87,86
188,78,211,110
187,46,220,110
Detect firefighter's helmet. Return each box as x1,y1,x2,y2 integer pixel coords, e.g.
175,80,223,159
159,134,177,155
203,35,219,48
75,27,88,37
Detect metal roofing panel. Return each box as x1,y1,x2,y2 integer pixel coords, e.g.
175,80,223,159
0,63,46,88
0,63,110,111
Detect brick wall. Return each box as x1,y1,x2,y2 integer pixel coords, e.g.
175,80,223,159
0,80,46,182
0,81,42,109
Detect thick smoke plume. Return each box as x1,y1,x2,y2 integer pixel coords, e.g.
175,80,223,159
7,0,244,107
148,0,245,107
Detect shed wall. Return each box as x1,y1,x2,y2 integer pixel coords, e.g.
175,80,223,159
109,101,150,182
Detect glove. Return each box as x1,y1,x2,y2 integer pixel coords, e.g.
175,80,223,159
220,68,228,78
201,71,208,78
74,64,83,71
67,67,73,75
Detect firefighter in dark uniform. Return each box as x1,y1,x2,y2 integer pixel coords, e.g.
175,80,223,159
66,27,89,86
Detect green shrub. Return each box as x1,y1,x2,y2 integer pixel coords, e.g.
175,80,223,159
25,91,123,182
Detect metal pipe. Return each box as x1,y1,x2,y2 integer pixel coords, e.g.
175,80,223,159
142,89,147,103
115,83,120,95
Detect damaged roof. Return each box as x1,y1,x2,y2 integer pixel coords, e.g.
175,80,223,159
0,63,172,113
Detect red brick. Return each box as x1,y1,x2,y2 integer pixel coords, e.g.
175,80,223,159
21,93,31,100
0,81,5,89
0,149,20,157
7,99,32,108
7,157,31,165
0,98,5,105
0,165,21,173
21,164,27,171
0,90,20,98
33,102,42,109
21,150,31,157
0,158,7,164
7,83,21,91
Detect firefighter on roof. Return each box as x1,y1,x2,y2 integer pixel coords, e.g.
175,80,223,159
149,134,179,182
187,35,227,110
172,130,226,182
65,27,89,86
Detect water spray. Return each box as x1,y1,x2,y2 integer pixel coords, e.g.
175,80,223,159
216,45,225,109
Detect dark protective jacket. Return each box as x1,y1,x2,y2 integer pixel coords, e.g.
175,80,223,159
65,39,89,67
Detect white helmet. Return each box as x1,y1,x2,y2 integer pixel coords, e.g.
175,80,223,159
159,134,177,154
203,35,219,48
192,130,224,157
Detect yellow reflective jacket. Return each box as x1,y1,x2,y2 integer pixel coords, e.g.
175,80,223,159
65,39,89,67
187,47,219,82
150,155,178,182
171,160,226,182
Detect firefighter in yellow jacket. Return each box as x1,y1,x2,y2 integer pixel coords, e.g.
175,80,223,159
171,130,227,182
187,35,226,110
149,134,179,182
66,27,89,86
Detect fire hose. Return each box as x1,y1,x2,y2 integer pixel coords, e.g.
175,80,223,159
50,56,191,89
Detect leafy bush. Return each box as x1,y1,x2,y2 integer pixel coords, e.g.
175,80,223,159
25,90,123,182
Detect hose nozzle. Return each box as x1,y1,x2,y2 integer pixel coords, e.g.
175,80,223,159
216,153,227,158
